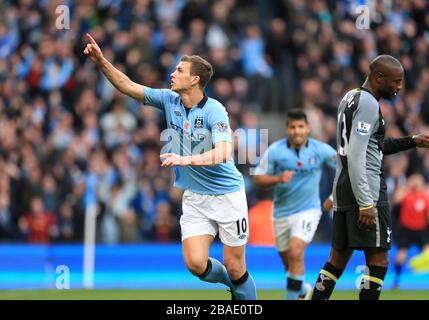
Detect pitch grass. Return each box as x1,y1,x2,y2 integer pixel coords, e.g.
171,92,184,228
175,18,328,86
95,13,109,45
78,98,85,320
0,289,427,300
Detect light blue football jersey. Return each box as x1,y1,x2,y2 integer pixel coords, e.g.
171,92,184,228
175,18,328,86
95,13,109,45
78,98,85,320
255,138,336,218
144,87,244,195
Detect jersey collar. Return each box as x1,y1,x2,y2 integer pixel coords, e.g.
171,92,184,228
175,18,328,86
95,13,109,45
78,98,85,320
180,93,208,110
287,139,309,149
359,87,379,101
197,93,208,108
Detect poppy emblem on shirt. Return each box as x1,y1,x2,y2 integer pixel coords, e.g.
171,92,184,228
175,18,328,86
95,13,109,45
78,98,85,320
184,122,190,130
194,116,204,129
297,161,302,168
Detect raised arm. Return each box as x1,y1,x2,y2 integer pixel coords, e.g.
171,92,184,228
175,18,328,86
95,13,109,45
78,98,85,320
83,33,145,101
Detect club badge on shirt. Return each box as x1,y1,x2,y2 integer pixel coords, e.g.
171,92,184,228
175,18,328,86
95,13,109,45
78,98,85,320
194,116,204,129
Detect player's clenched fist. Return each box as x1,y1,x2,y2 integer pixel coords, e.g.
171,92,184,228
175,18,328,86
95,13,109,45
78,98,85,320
83,33,104,65
323,196,333,211
358,207,376,231
279,170,295,183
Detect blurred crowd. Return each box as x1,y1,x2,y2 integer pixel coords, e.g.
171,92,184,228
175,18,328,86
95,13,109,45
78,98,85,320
0,0,428,244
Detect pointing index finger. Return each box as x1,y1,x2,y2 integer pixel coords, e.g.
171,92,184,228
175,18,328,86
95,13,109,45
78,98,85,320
86,33,97,45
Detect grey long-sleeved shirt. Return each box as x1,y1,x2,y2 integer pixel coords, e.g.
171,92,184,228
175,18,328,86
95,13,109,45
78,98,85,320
333,87,416,211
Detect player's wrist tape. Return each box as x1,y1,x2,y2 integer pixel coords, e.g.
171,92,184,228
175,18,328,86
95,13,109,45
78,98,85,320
359,205,373,211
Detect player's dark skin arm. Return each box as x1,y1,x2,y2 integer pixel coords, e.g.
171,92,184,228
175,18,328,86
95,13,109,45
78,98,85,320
358,207,376,231
412,134,429,147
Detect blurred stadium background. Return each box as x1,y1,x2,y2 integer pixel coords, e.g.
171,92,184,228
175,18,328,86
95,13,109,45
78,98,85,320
0,0,429,299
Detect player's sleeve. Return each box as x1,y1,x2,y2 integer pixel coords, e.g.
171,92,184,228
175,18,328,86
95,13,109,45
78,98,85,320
381,136,416,155
207,105,232,144
347,100,379,208
321,143,336,169
254,146,275,176
143,87,172,110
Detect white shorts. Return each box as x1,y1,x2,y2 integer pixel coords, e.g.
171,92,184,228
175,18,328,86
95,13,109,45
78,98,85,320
180,188,249,247
273,209,322,252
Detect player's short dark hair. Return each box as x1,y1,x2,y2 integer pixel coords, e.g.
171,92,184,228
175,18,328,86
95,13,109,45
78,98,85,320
286,109,308,125
180,55,213,89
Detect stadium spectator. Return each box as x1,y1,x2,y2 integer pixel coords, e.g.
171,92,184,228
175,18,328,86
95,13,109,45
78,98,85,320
56,202,78,243
392,173,429,289
19,196,58,244
0,192,14,241
152,201,180,243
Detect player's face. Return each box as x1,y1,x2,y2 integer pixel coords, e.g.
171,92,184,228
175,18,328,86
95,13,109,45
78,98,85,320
379,67,403,100
170,61,198,93
285,119,310,147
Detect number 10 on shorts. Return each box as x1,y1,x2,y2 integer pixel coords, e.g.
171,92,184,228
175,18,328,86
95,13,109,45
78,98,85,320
236,218,247,239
